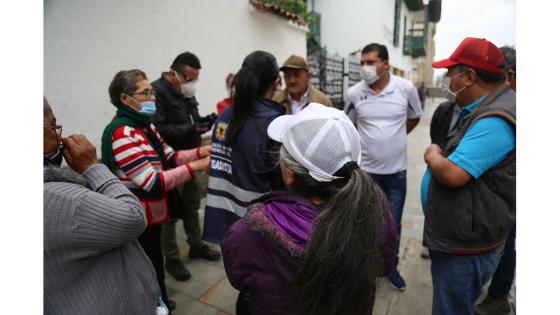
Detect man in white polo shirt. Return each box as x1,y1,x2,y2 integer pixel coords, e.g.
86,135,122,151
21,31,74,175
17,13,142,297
345,43,423,291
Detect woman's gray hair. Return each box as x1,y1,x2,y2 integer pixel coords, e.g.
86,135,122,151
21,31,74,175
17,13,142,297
108,69,147,107
279,145,386,315
279,145,307,178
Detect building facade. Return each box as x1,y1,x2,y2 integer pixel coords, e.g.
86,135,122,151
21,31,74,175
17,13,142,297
45,0,307,151
308,0,440,85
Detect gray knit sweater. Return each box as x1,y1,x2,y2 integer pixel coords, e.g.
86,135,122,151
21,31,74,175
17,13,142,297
44,164,160,315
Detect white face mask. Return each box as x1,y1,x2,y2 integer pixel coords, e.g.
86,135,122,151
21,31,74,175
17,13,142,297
175,71,197,98
441,72,466,103
180,81,197,98
360,65,380,85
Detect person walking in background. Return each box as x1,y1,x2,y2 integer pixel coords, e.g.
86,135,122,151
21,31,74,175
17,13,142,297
203,50,286,244
101,69,211,311
345,43,423,292
217,73,235,115
273,54,332,113
152,52,221,283
422,37,515,315
221,103,398,315
475,45,517,315
44,98,162,314
418,82,430,109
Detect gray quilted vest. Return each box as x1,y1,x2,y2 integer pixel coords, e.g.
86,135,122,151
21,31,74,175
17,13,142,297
424,84,516,254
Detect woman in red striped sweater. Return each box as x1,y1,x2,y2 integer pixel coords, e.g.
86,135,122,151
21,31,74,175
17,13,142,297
101,69,210,312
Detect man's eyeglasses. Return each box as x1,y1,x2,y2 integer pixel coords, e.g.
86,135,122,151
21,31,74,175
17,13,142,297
177,71,196,83
44,125,62,137
131,89,157,98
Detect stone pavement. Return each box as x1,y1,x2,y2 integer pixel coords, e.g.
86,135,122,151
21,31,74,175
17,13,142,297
165,97,513,315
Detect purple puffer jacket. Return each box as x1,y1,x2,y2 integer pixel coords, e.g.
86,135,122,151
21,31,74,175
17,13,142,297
221,191,398,315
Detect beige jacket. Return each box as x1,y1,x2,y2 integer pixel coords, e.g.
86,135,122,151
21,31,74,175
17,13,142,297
273,84,332,114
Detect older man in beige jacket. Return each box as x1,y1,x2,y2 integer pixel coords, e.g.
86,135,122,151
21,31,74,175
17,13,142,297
273,54,332,114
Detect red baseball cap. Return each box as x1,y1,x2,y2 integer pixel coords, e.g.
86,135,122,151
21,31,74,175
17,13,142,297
432,37,505,74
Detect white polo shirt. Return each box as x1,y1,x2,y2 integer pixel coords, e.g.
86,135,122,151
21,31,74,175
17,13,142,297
345,74,423,174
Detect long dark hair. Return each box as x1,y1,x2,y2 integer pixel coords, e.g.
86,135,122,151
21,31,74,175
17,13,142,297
279,146,386,315
227,51,279,144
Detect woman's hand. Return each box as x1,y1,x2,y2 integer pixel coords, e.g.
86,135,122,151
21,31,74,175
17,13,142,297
188,156,211,173
198,145,212,158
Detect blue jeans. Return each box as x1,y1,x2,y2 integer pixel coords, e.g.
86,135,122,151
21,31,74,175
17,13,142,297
430,246,505,315
488,225,516,297
369,171,407,267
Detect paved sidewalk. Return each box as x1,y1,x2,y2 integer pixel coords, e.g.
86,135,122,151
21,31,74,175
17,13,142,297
165,97,512,315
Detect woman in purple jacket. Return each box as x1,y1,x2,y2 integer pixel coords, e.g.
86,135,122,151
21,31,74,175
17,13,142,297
221,103,398,315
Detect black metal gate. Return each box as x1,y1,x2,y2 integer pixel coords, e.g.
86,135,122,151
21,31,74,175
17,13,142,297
307,47,345,109
307,48,364,110
347,54,362,89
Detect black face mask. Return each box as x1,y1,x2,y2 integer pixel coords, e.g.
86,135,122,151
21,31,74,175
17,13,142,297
44,144,65,167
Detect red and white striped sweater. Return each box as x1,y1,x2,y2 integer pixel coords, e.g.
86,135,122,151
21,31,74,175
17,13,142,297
111,124,200,226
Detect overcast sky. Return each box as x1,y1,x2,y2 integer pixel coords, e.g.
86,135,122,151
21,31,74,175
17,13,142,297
433,0,516,77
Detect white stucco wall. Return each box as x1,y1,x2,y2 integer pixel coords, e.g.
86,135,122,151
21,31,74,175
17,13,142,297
45,0,307,151
310,0,415,77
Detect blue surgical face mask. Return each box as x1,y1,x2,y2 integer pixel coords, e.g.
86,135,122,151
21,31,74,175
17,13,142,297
139,101,156,116
127,94,156,116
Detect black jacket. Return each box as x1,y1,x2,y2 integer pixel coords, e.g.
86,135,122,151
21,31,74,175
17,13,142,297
430,101,458,147
152,74,201,150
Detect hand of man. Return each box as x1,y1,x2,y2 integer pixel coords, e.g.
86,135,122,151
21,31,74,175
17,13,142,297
196,126,210,133
198,145,212,157
424,144,442,164
188,156,211,173
62,134,99,174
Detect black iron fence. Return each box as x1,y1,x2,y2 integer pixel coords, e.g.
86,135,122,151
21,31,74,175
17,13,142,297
308,48,343,109
347,55,362,88
307,48,438,109
307,48,362,109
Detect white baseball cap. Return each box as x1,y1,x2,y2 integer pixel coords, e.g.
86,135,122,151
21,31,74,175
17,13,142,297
267,103,362,182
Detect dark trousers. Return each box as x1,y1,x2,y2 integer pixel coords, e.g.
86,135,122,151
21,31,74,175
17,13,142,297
488,224,516,297
236,291,251,315
138,225,168,303
368,170,407,270
161,179,204,260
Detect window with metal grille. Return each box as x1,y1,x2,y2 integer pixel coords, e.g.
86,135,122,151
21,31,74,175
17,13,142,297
393,0,402,47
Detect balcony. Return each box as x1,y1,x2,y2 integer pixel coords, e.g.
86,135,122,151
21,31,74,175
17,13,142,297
404,0,425,11
428,0,441,22
404,33,427,58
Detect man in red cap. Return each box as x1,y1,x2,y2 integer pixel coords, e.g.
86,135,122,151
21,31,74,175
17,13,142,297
420,37,516,315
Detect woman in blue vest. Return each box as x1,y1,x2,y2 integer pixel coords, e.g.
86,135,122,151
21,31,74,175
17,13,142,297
203,51,285,243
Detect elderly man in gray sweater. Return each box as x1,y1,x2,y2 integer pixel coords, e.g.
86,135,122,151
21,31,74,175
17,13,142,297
43,99,164,314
